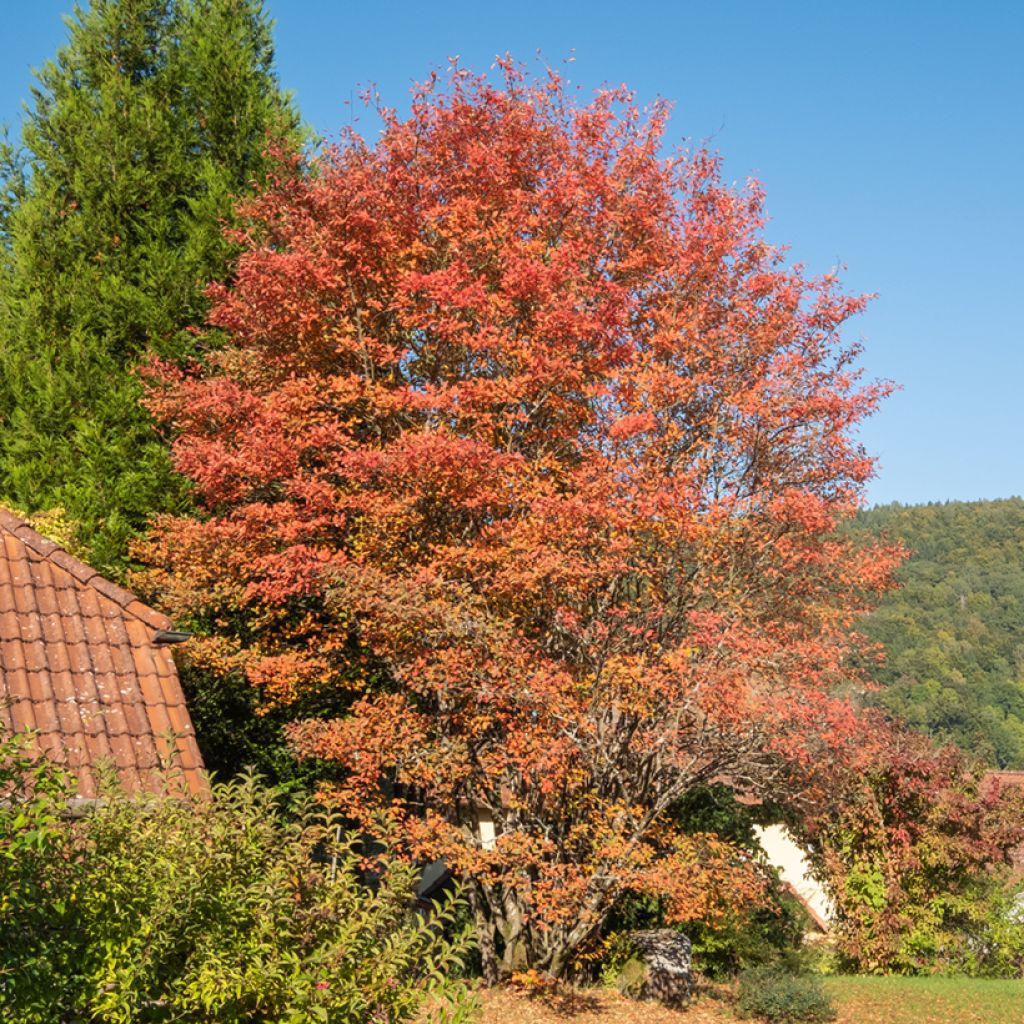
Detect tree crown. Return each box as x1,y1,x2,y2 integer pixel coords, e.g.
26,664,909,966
139,62,900,977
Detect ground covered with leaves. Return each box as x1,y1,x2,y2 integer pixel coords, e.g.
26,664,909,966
478,986,733,1024
478,976,1024,1024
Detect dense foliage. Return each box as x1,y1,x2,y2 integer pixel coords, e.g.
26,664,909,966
803,726,1024,976
0,0,299,571
670,794,808,980
852,498,1024,768
0,0,1018,999
736,965,837,1024
175,659,359,786
0,731,475,1024
596,787,809,981
138,62,899,980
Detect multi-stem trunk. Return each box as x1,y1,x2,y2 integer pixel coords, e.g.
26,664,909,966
467,877,616,983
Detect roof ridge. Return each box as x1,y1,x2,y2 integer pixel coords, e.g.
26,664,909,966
0,507,170,631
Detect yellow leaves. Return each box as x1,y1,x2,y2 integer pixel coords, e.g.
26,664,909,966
595,653,662,716
508,968,554,994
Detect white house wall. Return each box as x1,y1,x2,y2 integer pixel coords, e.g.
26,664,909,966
754,824,832,930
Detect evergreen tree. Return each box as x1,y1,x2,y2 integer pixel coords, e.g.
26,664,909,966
0,0,300,571
0,127,24,256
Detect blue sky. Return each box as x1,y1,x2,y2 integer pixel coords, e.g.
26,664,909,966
2,1,1022,507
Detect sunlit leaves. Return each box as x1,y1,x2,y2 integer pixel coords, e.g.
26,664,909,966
139,61,899,978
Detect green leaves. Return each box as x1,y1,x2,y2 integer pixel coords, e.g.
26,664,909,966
853,498,1024,768
736,965,837,1024
804,733,1024,976
0,0,301,574
0,750,476,1022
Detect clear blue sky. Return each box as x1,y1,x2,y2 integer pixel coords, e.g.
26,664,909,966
2,1,1022,507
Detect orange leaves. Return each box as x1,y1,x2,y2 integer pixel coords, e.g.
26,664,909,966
607,412,658,442
244,651,332,706
136,62,902,971
634,831,765,927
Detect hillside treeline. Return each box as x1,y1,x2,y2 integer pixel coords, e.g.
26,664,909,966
855,498,1024,768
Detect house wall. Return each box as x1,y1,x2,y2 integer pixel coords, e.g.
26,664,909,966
754,824,832,931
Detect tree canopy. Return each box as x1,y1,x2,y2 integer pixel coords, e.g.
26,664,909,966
0,0,300,571
138,63,901,979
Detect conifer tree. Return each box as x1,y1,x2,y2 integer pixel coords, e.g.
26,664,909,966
0,128,24,256
0,0,300,571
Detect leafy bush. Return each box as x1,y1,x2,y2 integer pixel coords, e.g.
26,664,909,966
973,882,1024,977
676,788,809,977
736,965,837,1023
176,659,358,788
802,733,1024,976
594,932,642,991
592,787,809,981
0,730,476,1023
684,884,809,979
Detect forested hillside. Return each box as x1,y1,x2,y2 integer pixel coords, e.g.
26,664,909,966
854,498,1024,767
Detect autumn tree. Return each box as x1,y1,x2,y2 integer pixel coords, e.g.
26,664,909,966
0,0,299,571
800,724,1024,975
139,63,900,981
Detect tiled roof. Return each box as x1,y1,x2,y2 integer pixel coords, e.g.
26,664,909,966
984,770,1024,789
983,772,1024,874
0,509,206,798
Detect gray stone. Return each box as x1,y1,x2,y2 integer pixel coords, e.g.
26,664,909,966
624,929,693,1006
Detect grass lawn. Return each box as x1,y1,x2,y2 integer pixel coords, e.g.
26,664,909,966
825,975,1024,1024
478,976,1024,1024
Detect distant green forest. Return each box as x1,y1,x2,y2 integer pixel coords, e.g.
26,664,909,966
853,498,1024,768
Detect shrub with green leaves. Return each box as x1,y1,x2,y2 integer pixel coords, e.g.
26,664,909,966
736,965,837,1024
0,731,475,1023
800,734,1024,976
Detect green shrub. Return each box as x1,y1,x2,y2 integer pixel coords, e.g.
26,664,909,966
684,886,809,979
736,965,837,1023
595,932,643,992
803,737,1024,977
0,731,476,1023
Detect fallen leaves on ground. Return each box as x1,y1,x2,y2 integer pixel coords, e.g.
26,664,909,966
478,986,735,1024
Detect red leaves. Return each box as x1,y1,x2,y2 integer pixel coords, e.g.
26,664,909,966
136,62,902,957
607,412,658,441
804,724,1024,972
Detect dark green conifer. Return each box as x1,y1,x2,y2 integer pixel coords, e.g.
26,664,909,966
0,0,300,571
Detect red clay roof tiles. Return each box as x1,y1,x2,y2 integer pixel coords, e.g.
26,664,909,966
0,509,206,798
984,772,1024,874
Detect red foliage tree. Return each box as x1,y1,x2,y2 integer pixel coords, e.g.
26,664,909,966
802,724,1024,974
139,63,901,980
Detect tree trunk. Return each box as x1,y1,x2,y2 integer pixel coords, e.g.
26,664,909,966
469,878,617,982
